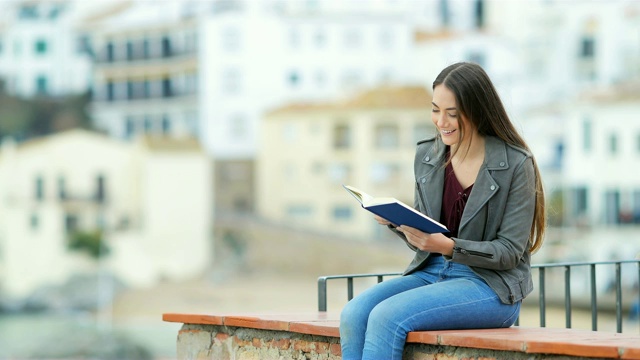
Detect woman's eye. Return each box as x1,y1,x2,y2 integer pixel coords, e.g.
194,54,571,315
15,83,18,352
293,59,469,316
447,113,457,118
431,109,439,113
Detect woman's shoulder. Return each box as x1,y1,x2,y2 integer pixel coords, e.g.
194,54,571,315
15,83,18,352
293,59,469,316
416,135,438,146
487,136,532,159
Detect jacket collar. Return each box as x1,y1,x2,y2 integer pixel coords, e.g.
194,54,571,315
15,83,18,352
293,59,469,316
418,136,510,231
421,135,509,170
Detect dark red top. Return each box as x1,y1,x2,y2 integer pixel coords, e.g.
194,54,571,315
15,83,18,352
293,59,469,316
440,158,474,239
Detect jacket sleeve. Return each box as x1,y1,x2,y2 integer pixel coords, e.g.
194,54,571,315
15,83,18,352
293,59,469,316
448,156,536,270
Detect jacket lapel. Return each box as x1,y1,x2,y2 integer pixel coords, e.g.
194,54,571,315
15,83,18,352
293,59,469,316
417,141,446,220
459,136,508,231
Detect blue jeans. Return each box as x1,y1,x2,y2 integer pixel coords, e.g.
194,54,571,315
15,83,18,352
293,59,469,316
339,255,520,360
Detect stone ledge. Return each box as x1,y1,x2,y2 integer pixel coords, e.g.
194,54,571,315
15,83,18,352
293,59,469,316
163,312,640,359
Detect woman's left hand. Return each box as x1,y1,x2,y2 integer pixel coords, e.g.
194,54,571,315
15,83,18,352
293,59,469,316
397,225,454,256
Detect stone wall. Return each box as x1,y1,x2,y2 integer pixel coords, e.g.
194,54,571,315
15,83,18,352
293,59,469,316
175,323,607,360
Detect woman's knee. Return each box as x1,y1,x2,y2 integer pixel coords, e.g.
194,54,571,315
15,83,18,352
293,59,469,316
340,298,366,326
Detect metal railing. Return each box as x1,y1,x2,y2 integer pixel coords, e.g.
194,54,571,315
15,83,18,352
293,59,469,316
317,259,640,333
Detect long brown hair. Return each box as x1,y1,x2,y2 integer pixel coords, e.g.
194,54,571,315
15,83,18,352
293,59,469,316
433,62,546,253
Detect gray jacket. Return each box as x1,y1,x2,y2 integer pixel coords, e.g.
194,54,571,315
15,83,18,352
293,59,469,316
396,135,536,304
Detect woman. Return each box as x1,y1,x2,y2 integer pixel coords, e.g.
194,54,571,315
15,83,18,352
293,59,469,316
339,62,546,360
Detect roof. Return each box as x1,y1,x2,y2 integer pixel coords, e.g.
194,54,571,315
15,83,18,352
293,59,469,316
139,135,203,152
577,81,640,103
266,85,432,116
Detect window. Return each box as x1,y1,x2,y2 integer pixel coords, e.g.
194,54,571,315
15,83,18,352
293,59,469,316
575,187,588,214
125,116,135,138
413,123,432,144
343,28,362,48
289,27,300,48
474,0,485,29
95,174,106,203
126,40,133,60
162,78,172,97
580,37,595,58
328,163,351,183
106,41,115,62
107,81,115,101
375,124,399,148
314,28,326,47
609,134,618,155
222,27,241,51
230,114,248,140
35,176,44,201
341,70,362,89
144,115,153,133
142,39,150,58
582,118,592,152
282,122,296,143
468,51,486,68
58,176,66,200
34,39,47,54
19,5,38,19
161,36,172,57
286,205,313,220
604,190,620,224
161,114,171,134
332,206,352,221
370,162,400,183
30,213,39,230
36,76,48,95
64,213,78,233
379,27,394,49
439,0,450,28
288,70,300,87
77,35,92,55
333,124,351,149
223,68,241,94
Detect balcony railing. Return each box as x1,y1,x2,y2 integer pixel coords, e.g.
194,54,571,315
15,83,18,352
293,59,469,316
317,259,640,333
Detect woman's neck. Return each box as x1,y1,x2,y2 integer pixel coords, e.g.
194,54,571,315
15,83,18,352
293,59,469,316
450,133,485,163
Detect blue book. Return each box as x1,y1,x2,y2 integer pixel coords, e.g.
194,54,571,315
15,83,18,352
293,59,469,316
343,184,448,234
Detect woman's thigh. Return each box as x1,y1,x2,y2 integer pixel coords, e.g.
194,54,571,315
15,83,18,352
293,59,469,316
368,276,520,332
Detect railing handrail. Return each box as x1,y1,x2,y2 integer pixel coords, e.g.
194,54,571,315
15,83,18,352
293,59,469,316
318,259,640,333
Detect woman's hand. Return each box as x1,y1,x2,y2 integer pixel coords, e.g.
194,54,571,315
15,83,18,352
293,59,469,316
396,225,455,256
373,215,393,226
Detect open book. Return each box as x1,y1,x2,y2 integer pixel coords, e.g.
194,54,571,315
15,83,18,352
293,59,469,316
343,184,448,234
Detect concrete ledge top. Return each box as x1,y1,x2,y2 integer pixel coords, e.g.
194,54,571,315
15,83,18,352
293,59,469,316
163,312,640,359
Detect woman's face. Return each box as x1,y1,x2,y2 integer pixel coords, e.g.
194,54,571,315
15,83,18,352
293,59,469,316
431,84,474,148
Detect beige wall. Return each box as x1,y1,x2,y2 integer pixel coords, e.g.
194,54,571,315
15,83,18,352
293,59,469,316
257,107,436,241
0,130,213,298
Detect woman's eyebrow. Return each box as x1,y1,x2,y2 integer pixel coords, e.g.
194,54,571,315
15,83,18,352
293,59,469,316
432,102,456,111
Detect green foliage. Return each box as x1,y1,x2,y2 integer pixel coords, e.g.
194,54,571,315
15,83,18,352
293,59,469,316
547,189,564,227
0,90,93,141
68,230,109,259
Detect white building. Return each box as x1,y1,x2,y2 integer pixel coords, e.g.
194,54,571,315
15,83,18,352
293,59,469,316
562,85,640,227
0,129,213,300
0,0,98,97
199,0,464,160
81,0,201,141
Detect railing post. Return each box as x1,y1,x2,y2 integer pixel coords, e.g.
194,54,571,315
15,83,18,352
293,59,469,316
539,267,546,327
590,264,597,331
565,265,571,329
347,277,354,301
318,277,328,312
616,263,622,333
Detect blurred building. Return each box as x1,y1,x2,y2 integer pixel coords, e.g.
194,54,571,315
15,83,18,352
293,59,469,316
257,85,436,240
0,129,213,300
561,83,640,227
80,0,201,141
0,0,97,97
